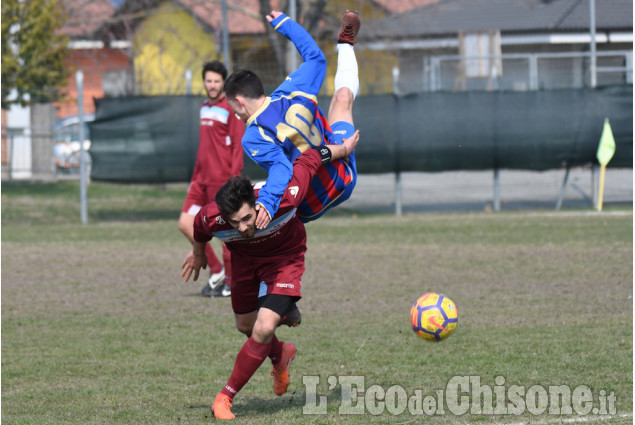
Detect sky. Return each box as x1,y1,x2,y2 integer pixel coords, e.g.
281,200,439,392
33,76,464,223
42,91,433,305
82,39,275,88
107,0,126,9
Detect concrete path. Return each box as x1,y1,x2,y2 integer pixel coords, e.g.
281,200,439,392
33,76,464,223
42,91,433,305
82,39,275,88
345,167,633,214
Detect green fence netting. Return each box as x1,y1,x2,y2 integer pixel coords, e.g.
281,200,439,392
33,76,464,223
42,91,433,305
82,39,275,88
89,86,632,183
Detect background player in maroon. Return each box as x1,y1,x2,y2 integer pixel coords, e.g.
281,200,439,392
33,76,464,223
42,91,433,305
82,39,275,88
178,61,245,297
181,130,359,420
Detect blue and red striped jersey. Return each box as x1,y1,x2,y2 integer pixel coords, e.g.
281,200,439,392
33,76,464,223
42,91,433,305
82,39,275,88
242,13,335,219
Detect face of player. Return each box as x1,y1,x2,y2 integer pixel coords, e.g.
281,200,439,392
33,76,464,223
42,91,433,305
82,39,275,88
204,71,225,103
227,202,257,238
226,97,249,122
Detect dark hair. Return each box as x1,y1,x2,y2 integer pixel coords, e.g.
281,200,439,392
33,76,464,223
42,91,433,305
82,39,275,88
202,61,228,81
224,69,265,100
215,176,256,217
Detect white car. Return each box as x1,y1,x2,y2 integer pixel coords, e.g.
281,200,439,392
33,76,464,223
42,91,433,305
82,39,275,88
54,114,94,174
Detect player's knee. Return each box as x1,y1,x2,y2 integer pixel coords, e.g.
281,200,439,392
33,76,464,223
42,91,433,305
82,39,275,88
177,215,189,234
235,318,253,336
251,320,277,343
333,87,354,109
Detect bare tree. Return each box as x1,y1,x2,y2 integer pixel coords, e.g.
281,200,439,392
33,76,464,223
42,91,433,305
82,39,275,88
258,0,327,80
60,0,330,94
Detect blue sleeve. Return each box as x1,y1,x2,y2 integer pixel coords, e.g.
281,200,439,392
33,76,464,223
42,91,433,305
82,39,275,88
269,13,326,98
242,126,293,218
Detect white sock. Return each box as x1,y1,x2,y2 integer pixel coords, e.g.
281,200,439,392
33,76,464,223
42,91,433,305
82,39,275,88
334,43,359,99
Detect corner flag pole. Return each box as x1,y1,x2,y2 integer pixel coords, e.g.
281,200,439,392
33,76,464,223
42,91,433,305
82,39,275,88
597,162,606,211
595,118,616,211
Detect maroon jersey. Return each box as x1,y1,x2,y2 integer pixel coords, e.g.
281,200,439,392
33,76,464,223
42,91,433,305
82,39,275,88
191,97,245,189
193,149,324,261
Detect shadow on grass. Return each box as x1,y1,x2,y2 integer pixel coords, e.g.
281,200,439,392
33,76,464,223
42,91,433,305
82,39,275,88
235,387,343,417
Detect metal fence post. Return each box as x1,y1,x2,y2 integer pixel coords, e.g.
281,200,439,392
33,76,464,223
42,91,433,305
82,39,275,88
493,168,501,211
589,0,597,88
393,66,403,217
185,69,192,95
76,70,88,224
221,0,231,72
529,55,538,90
395,172,403,217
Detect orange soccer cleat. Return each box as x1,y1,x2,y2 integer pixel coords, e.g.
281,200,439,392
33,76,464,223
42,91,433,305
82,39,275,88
211,393,235,420
271,342,297,396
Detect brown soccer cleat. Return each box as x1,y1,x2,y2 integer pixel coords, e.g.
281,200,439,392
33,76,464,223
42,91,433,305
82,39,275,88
211,393,235,420
338,10,361,45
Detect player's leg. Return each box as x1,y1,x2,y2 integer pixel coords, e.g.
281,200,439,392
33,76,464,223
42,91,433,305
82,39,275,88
327,10,360,126
259,256,303,396
205,184,232,297
180,182,225,295
257,295,298,396
234,310,257,337
297,11,360,223
212,330,272,420
212,299,292,417
212,262,261,420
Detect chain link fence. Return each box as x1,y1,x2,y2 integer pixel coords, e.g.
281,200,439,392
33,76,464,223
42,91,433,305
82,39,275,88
1,125,91,181
419,51,633,93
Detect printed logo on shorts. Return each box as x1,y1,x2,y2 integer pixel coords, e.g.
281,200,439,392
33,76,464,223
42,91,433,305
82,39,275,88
216,216,226,225
288,186,299,197
276,283,295,289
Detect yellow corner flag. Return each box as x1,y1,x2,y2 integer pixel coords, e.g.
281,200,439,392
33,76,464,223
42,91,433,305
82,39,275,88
596,118,616,211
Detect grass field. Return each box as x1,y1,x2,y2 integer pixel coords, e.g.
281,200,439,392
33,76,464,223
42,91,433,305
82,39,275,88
2,181,632,424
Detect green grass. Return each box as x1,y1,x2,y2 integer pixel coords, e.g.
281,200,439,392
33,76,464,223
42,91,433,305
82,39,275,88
2,181,632,424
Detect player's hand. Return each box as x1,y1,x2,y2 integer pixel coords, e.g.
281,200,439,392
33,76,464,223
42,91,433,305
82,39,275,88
266,10,283,22
255,204,271,229
342,130,360,157
181,251,207,282
329,130,360,161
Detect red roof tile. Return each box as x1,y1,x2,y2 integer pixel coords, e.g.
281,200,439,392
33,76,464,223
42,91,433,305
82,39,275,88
60,0,116,38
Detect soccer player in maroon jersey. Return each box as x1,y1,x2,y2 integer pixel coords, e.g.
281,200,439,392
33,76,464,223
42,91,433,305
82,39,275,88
178,61,245,298
180,130,359,420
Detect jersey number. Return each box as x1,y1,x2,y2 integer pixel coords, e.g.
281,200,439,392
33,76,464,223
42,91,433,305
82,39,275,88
275,103,322,152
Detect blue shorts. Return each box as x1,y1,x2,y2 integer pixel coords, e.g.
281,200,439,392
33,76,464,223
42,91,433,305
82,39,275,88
298,121,357,222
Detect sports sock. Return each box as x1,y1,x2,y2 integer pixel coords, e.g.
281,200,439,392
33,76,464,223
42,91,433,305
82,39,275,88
206,243,223,274
220,336,272,398
334,43,359,99
268,335,283,365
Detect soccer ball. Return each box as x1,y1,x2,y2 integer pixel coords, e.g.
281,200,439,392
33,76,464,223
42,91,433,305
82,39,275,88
410,292,458,342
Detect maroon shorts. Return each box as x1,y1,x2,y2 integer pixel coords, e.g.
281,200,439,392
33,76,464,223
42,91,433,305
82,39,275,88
181,181,222,215
231,251,305,314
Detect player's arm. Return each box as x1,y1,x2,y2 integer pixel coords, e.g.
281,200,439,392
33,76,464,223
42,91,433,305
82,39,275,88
267,11,326,97
242,127,295,228
281,130,360,209
181,241,207,282
181,205,214,282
